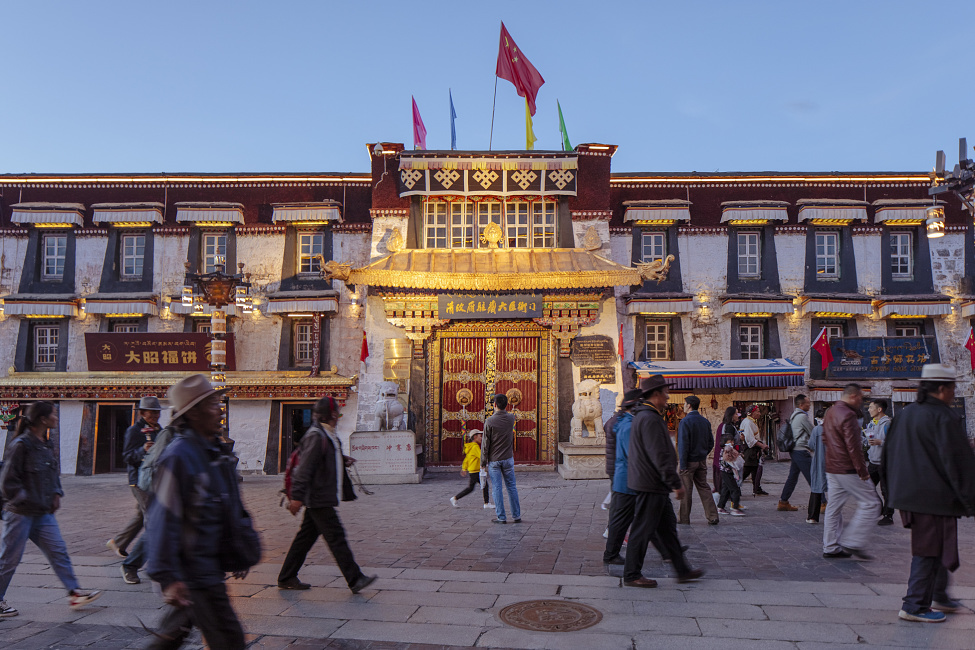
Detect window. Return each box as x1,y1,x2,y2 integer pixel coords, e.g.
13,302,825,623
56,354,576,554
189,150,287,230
121,234,145,279
737,232,761,278
531,202,556,248
476,201,503,246
815,231,839,278
450,202,474,248
823,324,844,341
894,325,920,337
642,231,666,263
424,199,558,249
298,231,324,274
202,232,227,273
34,324,59,369
506,202,530,248
424,201,448,248
110,320,140,333
42,234,67,280
645,322,670,360
739,323,763,359
293,320,314,365
890,232,913,280
194,320,212,335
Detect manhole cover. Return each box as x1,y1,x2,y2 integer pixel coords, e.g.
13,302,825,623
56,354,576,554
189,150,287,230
498,599,602,632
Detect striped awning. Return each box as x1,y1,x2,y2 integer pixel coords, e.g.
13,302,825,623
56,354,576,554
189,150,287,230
11,203,85,227
720,202,789,224
1,295,78,317
83,295,158,316
873,200,943,224
271,202,342,224
91,203,164,225
892,390,916,402
626,296,694,314
798,296,873,316
721,297,794,316
266,291,339,314
629,358,806,390
624,200,691,223
175,202,244,224
797,204,868,224
875,298,951,318
962,301,975,318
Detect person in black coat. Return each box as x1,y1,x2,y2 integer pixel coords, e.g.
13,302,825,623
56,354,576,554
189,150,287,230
882,364,975,623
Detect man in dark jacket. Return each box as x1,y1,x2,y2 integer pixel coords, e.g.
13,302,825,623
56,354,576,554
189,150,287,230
482,393,521,524
624,375,703,588
278,395,375,594
108,396,162,585
822,383,880,560
677,396,718,525
882,364,975,623
603,388,642,564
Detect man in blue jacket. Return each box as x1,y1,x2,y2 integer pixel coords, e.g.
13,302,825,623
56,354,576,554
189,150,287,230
677,396,719,525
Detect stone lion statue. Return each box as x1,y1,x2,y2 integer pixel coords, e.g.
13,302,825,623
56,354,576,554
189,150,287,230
376,381,406,431
570,378,604,445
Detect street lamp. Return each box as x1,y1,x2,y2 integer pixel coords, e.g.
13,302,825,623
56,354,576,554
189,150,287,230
930,137,975,218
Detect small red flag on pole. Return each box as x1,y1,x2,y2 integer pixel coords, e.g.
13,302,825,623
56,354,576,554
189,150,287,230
965,328,975,371
618,322,624,360
360,331,369,363
811,327,834,370
412,96,427,150
496,22,545,116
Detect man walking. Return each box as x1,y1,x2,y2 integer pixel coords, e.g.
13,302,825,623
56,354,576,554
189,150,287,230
883,364,975,623
822,383,881,560
603,389,641,565
482,393,521,524
740,406,769,496
624,375,703,588
109,396,162,584
865,398,894,526
778,394,813,512
677,396,719,525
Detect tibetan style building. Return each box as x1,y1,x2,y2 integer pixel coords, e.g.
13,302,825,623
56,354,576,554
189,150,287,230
0,143,970,476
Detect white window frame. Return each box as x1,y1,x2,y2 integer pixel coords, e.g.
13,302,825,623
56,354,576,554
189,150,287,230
645,321,670,361
425,199,558,249
894,325,920,337
890,232,913,280
531,202,556,248
815,231,840,278
194,321,212,335
424,201,448,248
121,233,145,279
450,202,474,249
34,324,59,369
202,231,227,274
110,320,140,333
739,323,763,359
293,320,314,366
42,234,67,280
505,202,531,248
641,231,666,263
476,201,503,248
297,231,325,275
822,324,844,341
737,232,761,278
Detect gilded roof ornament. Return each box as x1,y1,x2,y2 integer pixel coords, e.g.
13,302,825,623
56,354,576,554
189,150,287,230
581,226,602,251
387,228,405,253
636,255,676,284
317,256,352,282
480,222,504,248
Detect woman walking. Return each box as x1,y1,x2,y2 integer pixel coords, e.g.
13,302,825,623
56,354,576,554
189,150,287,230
713,407,739,493
0,402,102,617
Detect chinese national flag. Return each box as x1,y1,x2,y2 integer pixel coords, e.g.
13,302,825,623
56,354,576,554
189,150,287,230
965,328,975,371
812,327,834,370
496,22,545,116
360,331,369,363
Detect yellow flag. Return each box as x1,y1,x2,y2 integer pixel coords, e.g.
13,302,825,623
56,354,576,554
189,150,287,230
525,98,537,151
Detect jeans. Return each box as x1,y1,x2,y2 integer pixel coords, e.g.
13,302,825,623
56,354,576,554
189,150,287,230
678,461,719,524
114,486,147,552
0,511,80,600
278,507,364,588
150,582,245,650
623,492,690,582
823,473,881,554
903,556,950,614
780,450,812,502
604,492,636,561
488,458,521,522
123,487,151,571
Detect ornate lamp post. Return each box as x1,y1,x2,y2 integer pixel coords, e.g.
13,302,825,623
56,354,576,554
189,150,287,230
930,137,974,229
182,258,251,431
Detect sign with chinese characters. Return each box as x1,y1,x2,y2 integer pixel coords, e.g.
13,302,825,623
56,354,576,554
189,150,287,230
825,336,932,380
580,366,617,385
85,333,237,371
438,294,541,320
571,335,618,366
349,430,417,475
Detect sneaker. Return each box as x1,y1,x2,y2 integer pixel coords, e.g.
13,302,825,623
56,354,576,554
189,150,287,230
449,496,459,508
483,503,495,509
350,574,377,594
717,508,730,515
777,500,798,511
823,550,852,559
106,539,128,558
512,518,522,523
878,516,894,526
932,599,962,613
492,519,507,524
898,609,946,623
121,566,140,584
0,600,18,617
729,509,746,517
277,577,311,590
806,518,818,524
68,590,102,610
736,504,748,510
754,489,770,496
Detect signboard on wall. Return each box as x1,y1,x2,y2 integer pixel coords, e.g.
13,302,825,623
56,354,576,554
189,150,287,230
349,430,417,475
571,336,618,366
825,337,932,380
438,294,541,319
85,333,237,371
580,366,617,385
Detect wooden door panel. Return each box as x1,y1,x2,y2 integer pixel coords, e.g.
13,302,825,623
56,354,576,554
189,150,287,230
496,337,539,462
440,337,487,463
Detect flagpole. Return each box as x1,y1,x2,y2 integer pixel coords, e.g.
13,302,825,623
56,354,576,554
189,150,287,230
489,76,498,151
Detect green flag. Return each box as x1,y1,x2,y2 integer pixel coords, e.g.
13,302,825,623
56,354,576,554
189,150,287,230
558,100,572,151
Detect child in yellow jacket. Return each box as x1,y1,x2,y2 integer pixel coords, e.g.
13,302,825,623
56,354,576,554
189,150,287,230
450,430,492,508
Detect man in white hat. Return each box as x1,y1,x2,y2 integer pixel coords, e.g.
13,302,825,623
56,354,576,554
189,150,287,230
107,395,162,585
883,364,975,623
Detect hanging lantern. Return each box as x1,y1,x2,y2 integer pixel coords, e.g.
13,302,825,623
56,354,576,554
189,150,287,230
211,309,227,335
926,206,946,239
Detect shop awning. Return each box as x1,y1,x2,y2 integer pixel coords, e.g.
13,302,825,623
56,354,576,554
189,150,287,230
265,290,339,314
796,199,868,224
91,203,164,225
798,295,873,316
626,294,695,314
175,202,244,224
1,294,78,317
623,200,692,223
343,248,643,291
10,203,85,227
720,201,789,224
960,300,975,318
721,295,795,316
83,294,159,316
271,202,342,224
874,296,951,318
628,358,806,390
873,199,943,224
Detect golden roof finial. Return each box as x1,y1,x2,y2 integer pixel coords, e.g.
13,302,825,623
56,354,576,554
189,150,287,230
480,222,504,249
387,228,404,253
581,226,602,251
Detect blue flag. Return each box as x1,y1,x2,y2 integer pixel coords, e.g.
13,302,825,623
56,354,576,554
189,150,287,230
449,89,458,150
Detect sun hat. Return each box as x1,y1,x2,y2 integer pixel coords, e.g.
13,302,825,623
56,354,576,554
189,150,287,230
467,429,483,441
137,396,162,411
639,375,673,397
167,374,226,420
621,388,643,408
920,363,959,382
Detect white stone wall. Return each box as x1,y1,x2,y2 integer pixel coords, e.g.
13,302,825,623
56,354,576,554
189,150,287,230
331,232,371,378
354,294,410,430
573,298,623,417
571,220,611,249
228,400,271,474
609,232,634,364
370,216,408,260
852,232,882,294
775,232,805,295
58,400,85,474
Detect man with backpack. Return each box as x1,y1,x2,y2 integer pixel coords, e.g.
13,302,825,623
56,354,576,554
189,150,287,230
778,394,813,512
277,395,376,594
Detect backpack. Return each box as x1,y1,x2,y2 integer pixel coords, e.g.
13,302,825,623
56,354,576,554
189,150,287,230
777,412,797,453
138,426,175,492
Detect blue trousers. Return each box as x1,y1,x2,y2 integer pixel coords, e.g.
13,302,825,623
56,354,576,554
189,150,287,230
488,458,521,522
0,511,80,599
903,556,950,614
780,450,812,502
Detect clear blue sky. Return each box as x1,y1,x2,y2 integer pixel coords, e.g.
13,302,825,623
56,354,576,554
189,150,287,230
2,1,972,174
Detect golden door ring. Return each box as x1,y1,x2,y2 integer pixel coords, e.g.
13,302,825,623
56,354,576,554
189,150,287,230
456,388,473,406
506,388,523,408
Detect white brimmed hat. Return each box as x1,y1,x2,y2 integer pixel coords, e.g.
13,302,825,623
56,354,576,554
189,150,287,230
920,363,959,382
167,374,226,420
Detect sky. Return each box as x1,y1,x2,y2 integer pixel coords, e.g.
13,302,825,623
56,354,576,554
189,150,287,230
1,1,972,175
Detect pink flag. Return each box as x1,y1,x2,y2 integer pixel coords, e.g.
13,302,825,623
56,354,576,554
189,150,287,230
412,96,427,150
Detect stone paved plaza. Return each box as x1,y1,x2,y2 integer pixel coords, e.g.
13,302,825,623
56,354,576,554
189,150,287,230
1,462,974,648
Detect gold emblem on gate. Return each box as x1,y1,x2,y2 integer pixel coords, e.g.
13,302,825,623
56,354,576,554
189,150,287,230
456,388,473,407
506,387,523,409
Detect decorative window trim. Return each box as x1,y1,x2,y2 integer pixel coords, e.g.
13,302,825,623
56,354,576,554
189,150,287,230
297,230,325,275
41,233,67,280
121,233,146,280
890,231,913,280
737,231,761,278
201,231,228,274
645,320,670,361
815,231,840,279
641,230,667,263
33,323,60,369
293,320,314,366
739,322,764,359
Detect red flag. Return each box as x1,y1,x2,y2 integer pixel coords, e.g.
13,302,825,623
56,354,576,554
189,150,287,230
412,96,427,149
496,22,545,116
360,331,369,363
812,327,834,370
618,322,624,360
965,328,975,371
